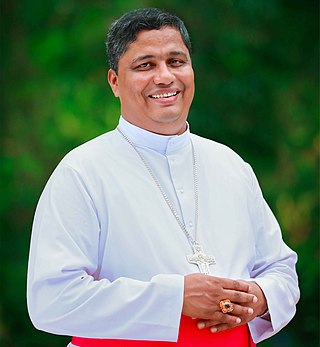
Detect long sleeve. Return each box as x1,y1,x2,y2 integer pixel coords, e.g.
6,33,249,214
27,162,184,341
246,165,300,343
27,128,299,343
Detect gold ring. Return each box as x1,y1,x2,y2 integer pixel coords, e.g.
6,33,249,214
219,299,234,313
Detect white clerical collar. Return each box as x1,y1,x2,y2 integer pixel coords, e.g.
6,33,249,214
118,116,191,155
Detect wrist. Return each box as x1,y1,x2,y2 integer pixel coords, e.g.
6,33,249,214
250,281,268,316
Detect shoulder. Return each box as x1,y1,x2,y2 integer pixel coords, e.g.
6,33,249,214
58,130,118,170
191,133,245,164
42,130,120,194
190,133,255,183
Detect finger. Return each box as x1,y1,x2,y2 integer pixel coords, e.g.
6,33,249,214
210,323,237,334
215,300,254,317
197,314,240,330
223,289,258,304
202,318,245,334
220,278,250,292
226,303,254,316
197,303,254,330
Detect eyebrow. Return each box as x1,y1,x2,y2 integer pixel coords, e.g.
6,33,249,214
132,55,155,64
131,51,189,64
169,51,189,60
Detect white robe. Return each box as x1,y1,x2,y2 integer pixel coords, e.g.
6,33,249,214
27,117,299,343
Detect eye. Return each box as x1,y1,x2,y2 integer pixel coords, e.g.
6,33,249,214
169,59,184,67
140,62,150,68
135,62,153,70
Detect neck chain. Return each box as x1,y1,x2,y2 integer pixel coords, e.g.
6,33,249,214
117,127,216,274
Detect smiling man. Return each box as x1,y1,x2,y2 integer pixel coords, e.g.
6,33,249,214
27,8,299,347
108,26,194,135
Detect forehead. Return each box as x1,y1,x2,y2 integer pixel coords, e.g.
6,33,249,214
124,26,189,59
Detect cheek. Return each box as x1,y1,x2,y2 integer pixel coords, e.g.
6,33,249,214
184,76,195,99
126,79,149,99
179,70,194,92
119,81,148,108
187,72,195,90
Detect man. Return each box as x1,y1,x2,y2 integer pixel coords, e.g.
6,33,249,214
27,8,299,346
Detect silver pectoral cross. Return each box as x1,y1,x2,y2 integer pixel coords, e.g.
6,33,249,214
186,242,216,275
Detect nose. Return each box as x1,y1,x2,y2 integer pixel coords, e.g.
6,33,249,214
153,63,175,85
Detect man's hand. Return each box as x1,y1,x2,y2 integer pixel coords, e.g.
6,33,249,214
186,276,269,333
182,274,258,329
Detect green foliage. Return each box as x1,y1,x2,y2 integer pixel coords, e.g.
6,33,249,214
1,0,318,346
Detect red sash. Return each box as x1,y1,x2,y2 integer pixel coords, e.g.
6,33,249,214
72,315,256,346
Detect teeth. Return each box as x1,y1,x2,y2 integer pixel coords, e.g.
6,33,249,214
151,91,177,99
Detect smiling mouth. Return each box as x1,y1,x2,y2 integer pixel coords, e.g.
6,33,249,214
149,91,179,99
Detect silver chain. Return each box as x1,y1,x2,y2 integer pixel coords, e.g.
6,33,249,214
117,127,199,247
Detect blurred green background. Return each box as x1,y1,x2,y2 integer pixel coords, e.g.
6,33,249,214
1,0,318,346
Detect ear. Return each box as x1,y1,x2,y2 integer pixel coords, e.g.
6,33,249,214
107,69,120,97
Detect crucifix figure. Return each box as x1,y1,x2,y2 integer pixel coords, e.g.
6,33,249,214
187,242,216,275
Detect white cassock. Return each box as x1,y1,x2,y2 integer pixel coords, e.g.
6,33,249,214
27,116,299,344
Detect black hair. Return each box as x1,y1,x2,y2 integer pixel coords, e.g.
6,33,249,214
106,8,192,73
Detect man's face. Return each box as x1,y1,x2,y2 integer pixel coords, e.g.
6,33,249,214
108,26,195,135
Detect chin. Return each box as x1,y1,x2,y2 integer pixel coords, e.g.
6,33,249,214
152,112,185,124
151,116,187,135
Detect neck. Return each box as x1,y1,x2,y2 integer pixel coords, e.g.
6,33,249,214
121,117,187,136
117,116,190,155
